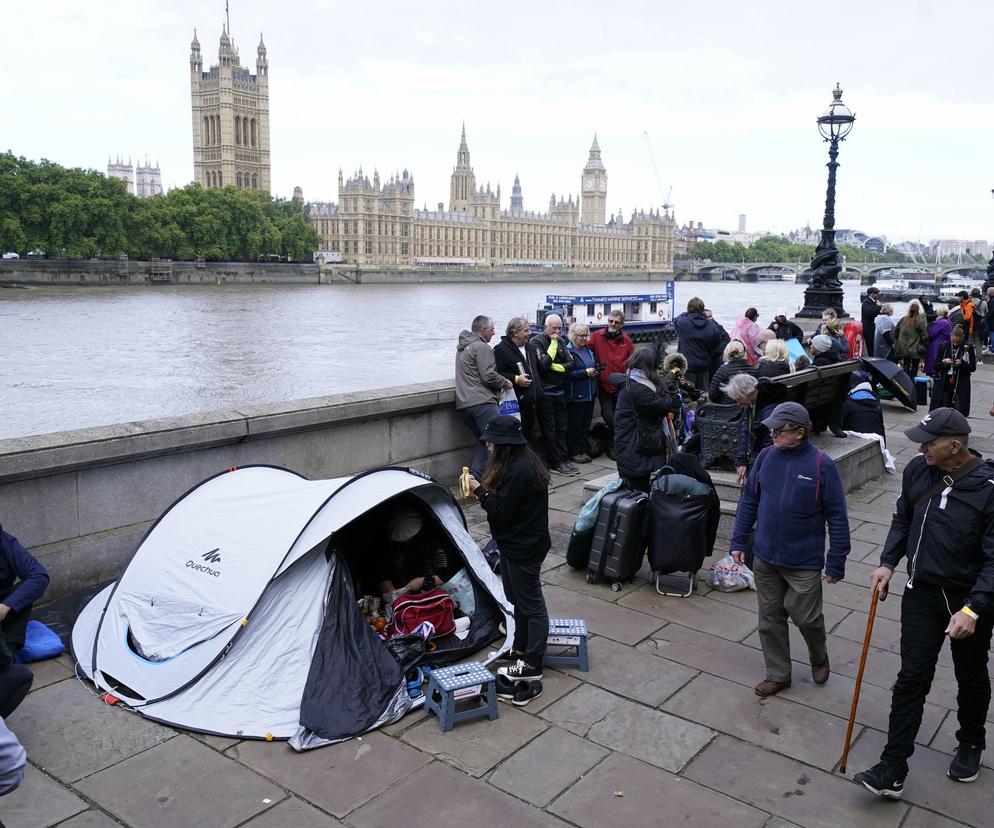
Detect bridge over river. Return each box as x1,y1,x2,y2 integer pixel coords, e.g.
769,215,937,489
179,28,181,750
683,262,989,284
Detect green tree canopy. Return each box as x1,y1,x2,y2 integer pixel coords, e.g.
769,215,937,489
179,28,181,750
0,152,319,262
690,234,911,265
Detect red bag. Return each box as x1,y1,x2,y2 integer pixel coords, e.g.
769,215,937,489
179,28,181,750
389,588,456,638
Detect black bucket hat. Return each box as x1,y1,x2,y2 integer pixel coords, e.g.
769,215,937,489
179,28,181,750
484,415,527,445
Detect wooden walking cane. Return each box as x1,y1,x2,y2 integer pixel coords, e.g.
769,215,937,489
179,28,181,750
839,586,880,773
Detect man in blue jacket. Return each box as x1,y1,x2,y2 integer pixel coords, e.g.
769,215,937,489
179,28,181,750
731,402,850,697
1,524,50,651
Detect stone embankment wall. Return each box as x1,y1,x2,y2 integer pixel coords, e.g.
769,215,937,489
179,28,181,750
0,381,475,602
0,258,672,286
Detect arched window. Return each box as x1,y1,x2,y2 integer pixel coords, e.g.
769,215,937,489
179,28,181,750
250,119,257,147
243,117,250,147
235,117,241,145
236,172,242,188
210,116,216,145
208,171,214,188
203,116,209,145
218,171,223,187
251,173,258,189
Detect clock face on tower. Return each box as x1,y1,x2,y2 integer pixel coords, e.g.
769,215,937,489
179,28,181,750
599,179,606,192
584,178,593,189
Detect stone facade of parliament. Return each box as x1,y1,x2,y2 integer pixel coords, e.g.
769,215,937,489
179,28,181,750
307,128,675,270
189,26,271,193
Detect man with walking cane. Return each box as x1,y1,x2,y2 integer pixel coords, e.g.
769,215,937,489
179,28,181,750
855,408,994,799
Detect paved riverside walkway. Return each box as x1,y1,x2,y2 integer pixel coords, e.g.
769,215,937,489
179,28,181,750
5,370,994,827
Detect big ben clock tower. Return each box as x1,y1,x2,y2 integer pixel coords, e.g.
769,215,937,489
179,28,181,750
580,134,607,225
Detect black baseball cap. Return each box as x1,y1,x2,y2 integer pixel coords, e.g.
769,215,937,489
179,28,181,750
903,407,971,443
484,415,527,445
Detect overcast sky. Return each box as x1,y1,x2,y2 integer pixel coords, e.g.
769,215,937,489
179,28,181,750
4,1,993,243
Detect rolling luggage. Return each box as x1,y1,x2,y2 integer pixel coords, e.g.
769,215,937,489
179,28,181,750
648,462,720,597
587,488,649,591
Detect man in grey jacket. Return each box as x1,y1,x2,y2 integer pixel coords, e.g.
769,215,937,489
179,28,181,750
455,315,513,478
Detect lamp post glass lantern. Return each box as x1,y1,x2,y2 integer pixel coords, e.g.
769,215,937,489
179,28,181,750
798,83,856,318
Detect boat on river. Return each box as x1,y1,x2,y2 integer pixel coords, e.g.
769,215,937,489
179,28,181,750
533,284,676,344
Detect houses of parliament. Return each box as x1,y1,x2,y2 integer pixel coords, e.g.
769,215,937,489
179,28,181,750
308,128,675,270
189,25,673,270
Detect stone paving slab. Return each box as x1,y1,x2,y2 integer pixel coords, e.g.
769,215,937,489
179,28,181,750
541,561,645,601
488,725,609,807
511,667,580,713
75,735,284,828
349,760,568,828
241,797,345,827
55,811,123,828
7,678,176,783
585,697,715,772
401,703,547,777
684,736,908,828
618,581,760,640
820,579,903,621
549,752,768,828
662,673,852,771
231,730,431,818
636,623,763,686
24,656,73,690
537,684,625,738
927,709,994,769
845,728,991,827
0,764,88,828
902,808,974,828
541,583,663,644
559,635,698,707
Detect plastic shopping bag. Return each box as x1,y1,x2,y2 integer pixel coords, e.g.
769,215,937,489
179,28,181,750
498,387,521,420
704,554,755,592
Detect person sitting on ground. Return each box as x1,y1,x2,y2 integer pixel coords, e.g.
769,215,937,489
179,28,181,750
756,339,793,379
930,325,976,416
612,348,679,493
468,416,550,703
564,322,598,465
769,310,803,342
708,340,758,404
924,305,951,377
842,382,886,441
674,297,724,391
0,629,32,720
0,524,50,653
874,304,897,361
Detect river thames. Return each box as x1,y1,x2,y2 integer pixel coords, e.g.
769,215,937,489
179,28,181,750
2,279,874,439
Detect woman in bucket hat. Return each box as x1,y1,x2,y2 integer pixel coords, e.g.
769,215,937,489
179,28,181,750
468,416,550,705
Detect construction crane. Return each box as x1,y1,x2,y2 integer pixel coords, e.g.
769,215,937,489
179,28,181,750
643,132,673,211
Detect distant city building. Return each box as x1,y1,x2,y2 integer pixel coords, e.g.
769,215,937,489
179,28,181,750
738,214,747,233
189,26,271,192
788,224,820,246
930,239,990,259
836,228,887,253
307,128,674,270
135,159,163,198
107,156,134,194
107,156,162,198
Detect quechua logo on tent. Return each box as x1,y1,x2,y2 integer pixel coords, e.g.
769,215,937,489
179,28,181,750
186,547,222,577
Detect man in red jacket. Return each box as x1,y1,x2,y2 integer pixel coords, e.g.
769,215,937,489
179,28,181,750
588,310,634,457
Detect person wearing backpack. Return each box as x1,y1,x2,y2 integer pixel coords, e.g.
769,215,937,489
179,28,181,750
730,402,851,698
468,415,550,706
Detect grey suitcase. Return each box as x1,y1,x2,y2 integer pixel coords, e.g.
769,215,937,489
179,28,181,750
587,488,649,591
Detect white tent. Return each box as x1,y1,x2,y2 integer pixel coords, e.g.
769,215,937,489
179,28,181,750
71,465,511,750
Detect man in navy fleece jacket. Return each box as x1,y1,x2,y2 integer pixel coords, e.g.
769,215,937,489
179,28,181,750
731,402,851,698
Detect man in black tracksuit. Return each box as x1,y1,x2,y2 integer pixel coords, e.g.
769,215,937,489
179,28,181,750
855,408,994,798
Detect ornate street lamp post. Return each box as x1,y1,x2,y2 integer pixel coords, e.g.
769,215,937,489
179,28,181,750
985,189,994,291
798,84,856,318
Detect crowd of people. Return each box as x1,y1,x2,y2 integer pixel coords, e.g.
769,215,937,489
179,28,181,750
455,297,994,794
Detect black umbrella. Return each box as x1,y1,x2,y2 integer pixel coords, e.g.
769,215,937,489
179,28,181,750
859,357,916,410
